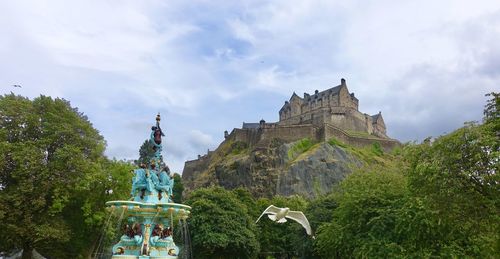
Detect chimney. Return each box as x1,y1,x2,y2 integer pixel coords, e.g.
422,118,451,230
341,78,346,86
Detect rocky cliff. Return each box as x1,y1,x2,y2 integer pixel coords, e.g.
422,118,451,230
182,137,396,198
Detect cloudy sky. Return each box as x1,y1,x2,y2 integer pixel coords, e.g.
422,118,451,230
1,0,499,173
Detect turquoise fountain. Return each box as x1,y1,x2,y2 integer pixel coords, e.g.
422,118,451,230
105,114,191,259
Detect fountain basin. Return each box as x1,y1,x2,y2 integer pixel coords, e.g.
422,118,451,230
105,201,191,218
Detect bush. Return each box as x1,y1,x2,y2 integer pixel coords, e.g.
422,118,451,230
229,141,248,155
371,142,383,156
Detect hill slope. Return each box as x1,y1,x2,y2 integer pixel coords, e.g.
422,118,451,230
182,137,397,198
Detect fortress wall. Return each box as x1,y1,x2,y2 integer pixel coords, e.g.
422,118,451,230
349,110,371,132
325,108,370,133
279,115,302,126
260,124,318,143
230,128,262,146
372,125,387,138
182,155,211,188
330,95,339,107
364,115,374,135
324,124,399,151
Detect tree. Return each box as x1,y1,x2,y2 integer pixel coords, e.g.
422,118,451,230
136,139,156,167
186,187,260,258
172,173,184,203
0,94,107,258
301,194,338,259
483,92,499,125
403,94,500,257
314,168,407,258
255,195,310,259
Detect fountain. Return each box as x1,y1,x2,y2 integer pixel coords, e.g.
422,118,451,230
104,114,191,259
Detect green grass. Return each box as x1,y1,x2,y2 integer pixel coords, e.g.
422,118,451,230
229,141,248,155
328,137,348,148
287,138,315,160
371,142,384,156
346,130,383,139
328,137,394,167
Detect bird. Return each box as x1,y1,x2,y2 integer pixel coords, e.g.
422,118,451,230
256,205,313,236
12,84,21,88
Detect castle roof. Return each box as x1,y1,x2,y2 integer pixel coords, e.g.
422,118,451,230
304,84,342,102
242,122,260,129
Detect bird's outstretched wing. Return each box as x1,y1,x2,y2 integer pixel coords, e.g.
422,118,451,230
256,205,282,223
286,211,312,235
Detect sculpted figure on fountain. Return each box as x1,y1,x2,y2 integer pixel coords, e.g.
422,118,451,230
130,113,175,202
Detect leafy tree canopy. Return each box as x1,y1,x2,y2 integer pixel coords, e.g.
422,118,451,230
172,173,184,203
186,187,260,259
0,94,133,258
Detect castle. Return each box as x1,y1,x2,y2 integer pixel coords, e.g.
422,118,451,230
277,78,388,138
184,79,399,170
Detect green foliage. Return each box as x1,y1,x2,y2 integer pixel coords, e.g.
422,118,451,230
172,173,184,203
229,141,249,155
315,94,500,258
255,195,310,258
0,94,110,257
315,168,407,258
327,137,347,148
483,92,499,125
136,138,156,167
403,118,499,257
288,138,315,160
371,141,383,156
186,187,260,259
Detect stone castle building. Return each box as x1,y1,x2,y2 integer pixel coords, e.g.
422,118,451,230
277,78,388,138
184,79,399,173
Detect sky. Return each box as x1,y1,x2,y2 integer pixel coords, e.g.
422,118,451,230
1,0,499,173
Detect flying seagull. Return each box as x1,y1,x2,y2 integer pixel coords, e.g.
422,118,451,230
12,84,21,88
256,205,313,236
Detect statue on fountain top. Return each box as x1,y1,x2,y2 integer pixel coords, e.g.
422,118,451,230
131,114,175,203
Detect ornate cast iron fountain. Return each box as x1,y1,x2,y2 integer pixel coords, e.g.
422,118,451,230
105,114,191,259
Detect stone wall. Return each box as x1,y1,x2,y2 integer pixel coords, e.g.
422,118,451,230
182,154,211,185
260,124,319,143
338,85,356,109
323,124,399,151
224,124,320,147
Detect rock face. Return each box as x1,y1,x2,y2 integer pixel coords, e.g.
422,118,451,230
182,139,365,198
277,143,363,197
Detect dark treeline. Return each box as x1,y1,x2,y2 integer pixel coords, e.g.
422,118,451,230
0,93,498,258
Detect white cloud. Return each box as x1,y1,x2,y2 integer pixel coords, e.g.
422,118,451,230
1,0,499,172
188,130,214,149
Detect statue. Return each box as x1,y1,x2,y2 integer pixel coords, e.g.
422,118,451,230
161,227,172,239
149,113,164,171
155,166,171,200
150,224,163,246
